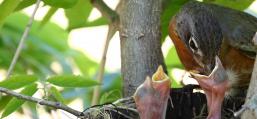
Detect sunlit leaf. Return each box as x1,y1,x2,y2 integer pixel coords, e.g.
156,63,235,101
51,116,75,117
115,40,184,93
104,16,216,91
65,0,92,30
40,7,58,28
2,13,73,75
165,46,183,88
0,75,38,90
84,17,108,27
4,13,69,51
43,0,78,9
65,0,108,30
167,69,183,88
165,46,183,68
47,75,99,87
15,0,36,11
203,0,255,10
100,89,122,104
0,0,21,29
1,83,38,118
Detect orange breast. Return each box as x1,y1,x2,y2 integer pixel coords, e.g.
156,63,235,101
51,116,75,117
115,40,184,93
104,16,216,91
220,42,254,87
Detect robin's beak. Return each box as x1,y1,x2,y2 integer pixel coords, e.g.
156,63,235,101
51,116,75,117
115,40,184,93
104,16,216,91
190,56,227,83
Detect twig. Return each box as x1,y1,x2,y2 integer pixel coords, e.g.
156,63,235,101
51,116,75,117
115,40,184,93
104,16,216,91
90,0,120,105
0,87,82,117
91,25,113,105
6,0,41,79
90,0,119,23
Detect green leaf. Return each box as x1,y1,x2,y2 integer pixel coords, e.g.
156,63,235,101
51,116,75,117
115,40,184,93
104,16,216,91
65,0,93,30
167,68,183,88
165,46,183,68
203,0,255,11
84,17,108,27
2,13,72,75
100,90,122,104
49,86,65,103
43,0,78,9
0,0,21,29
4,13,69,51
1,83,38,118
161,0,189,41
15,0,37,11
65,0,108,30
0,96,12,111
39,7,58,28
165,46,183,88
0,75,38,90
47,75,99,88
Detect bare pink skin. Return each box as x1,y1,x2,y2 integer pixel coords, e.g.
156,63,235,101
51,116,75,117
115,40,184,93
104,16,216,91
191,56,229,119
134,66,171,119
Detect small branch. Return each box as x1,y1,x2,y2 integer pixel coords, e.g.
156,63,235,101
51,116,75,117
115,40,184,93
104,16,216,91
0,87,81,117
90,1,120,106
91,24,116,105
6,0,41,79
90,0,119,23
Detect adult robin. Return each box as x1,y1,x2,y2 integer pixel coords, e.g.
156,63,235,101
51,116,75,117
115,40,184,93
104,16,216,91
169,1,257,119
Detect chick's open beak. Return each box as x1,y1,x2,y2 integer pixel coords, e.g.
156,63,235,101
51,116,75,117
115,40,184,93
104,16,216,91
190,56,229,119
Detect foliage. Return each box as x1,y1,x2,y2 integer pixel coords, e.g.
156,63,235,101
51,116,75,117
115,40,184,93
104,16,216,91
1,84,38,118
0,0,255,118
47,75,99,87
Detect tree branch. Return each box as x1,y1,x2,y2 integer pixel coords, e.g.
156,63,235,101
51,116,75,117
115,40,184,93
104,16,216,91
90,1,120,105
6,0,41,79
90,0,119,23
0,87,82,117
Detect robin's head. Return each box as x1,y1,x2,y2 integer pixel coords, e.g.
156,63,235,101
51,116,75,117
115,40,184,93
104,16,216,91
173,1,223,75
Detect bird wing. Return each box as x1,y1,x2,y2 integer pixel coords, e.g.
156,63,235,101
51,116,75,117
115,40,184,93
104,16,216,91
207,3,257,59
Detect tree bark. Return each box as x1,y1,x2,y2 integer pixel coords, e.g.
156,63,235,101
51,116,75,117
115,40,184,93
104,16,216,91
119,0,166,97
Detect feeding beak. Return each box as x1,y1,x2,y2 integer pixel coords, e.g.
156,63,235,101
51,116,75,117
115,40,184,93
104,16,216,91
190,56,227,83
189,56,229,119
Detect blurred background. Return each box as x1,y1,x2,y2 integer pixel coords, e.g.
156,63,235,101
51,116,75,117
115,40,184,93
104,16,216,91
0,0,257,118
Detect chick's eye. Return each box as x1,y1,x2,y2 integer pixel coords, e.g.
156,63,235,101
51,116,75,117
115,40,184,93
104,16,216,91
189,37,198,51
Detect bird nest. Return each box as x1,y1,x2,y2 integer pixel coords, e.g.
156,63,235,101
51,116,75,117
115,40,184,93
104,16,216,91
79,85,244,119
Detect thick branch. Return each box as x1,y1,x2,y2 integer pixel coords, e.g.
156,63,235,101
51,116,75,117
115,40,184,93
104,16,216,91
119,0,166,96
0,87,82,117
90,0,119,23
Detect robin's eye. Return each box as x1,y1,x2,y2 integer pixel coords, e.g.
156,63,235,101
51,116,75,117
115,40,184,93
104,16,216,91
189,37,198,52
